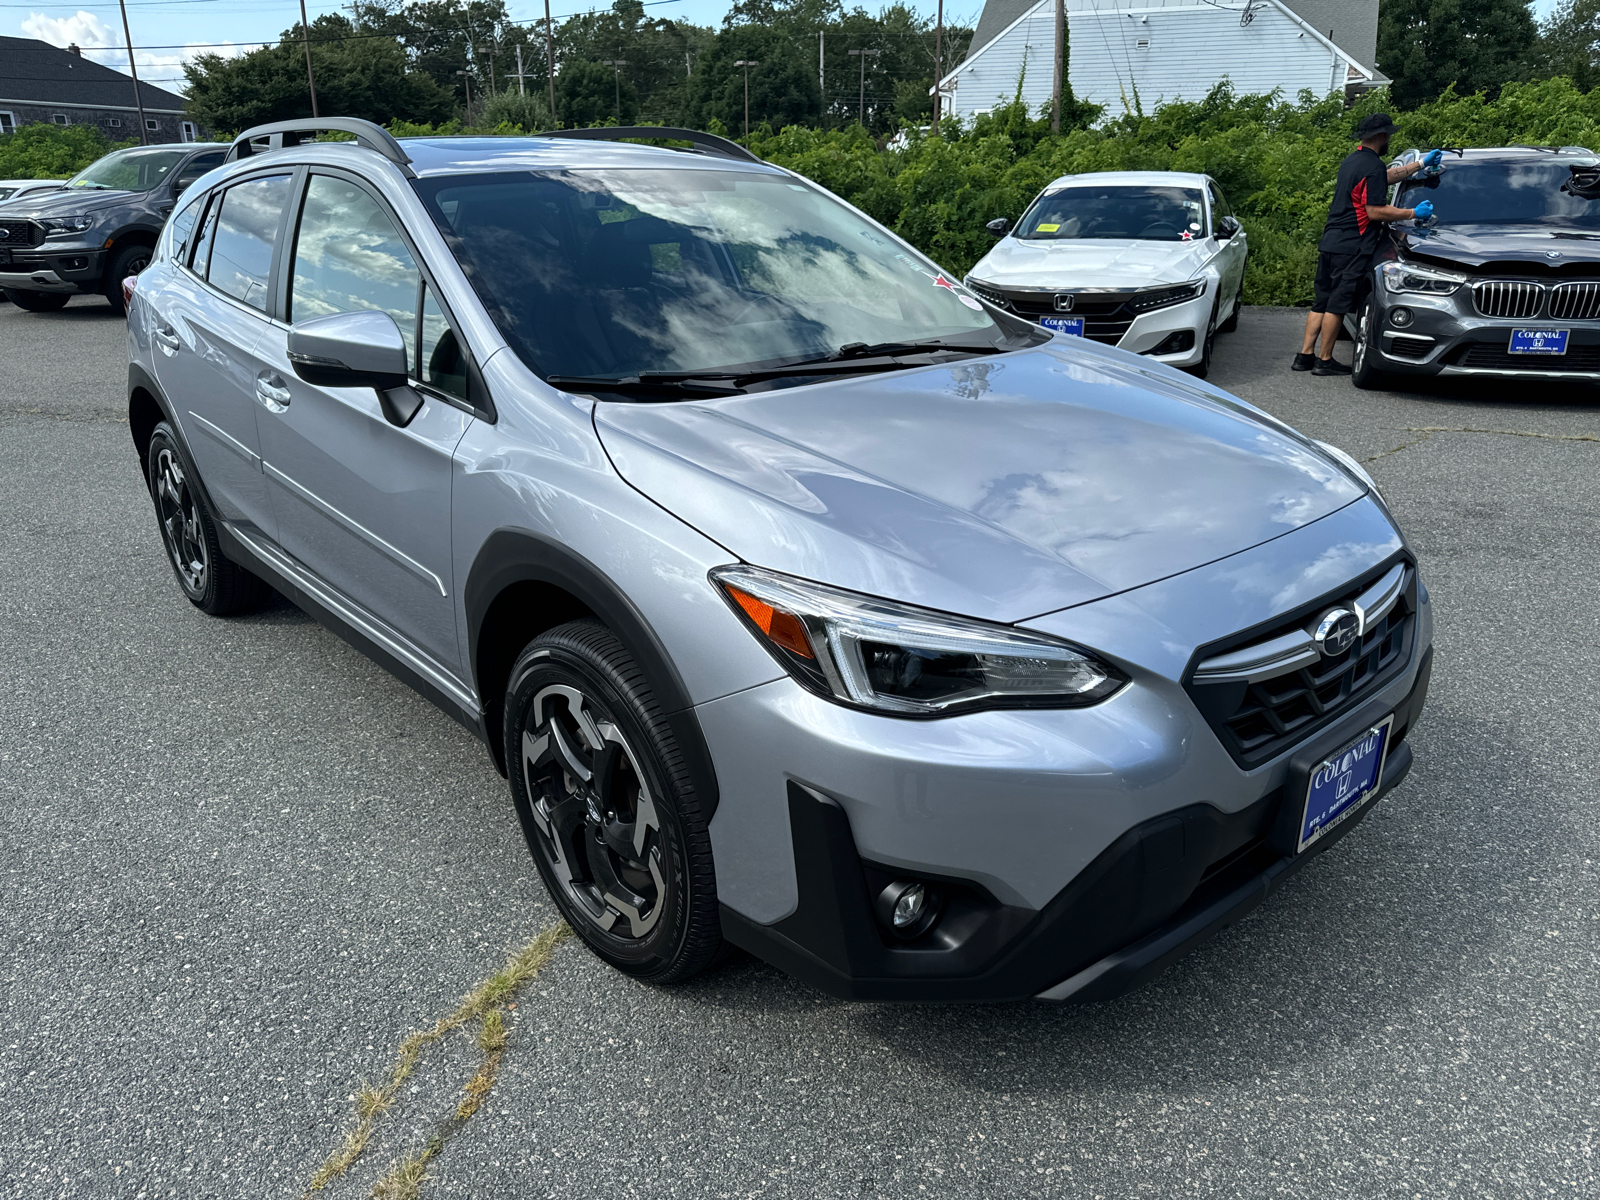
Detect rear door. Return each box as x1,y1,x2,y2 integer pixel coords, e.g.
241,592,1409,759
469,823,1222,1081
148,172,292,536
252,170,474,674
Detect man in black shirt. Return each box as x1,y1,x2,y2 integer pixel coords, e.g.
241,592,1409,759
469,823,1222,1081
1294,113,1433,375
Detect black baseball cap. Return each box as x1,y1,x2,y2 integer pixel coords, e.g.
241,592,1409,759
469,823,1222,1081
1355,112,1401,139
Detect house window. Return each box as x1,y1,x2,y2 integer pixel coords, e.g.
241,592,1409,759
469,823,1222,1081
0,111,16,134
53,114,70,125
145,118,159,131
181,121,198,142
107,118,122,128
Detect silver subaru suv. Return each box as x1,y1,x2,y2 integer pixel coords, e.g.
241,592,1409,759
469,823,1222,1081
127,118,1434,1002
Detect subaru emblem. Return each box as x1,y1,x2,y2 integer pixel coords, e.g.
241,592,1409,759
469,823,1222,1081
1312,608,1360,658
1053,293,1075,312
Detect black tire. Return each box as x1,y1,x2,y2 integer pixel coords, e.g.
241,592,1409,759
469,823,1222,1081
505,621,721,985
104,243,154,314
3,288,70,312
146,423,267,615
1186,299,1219,379
1351,299,1391,391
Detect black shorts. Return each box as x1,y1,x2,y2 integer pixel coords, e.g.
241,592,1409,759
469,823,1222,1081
1312,251,1373,316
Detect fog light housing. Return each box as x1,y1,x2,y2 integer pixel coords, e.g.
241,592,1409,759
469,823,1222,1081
875,879,942,939
1389,307,1413,328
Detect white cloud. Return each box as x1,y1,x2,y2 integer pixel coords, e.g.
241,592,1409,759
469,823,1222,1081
20,11,246,95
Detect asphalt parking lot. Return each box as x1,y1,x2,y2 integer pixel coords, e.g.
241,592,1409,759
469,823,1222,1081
2,295,1596,1199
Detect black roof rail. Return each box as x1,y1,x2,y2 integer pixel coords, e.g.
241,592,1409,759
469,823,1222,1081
226,117,415,176
539,126,762,164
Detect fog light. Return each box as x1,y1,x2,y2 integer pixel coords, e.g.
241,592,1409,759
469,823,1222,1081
1389,307,1413,328
875,879,942,939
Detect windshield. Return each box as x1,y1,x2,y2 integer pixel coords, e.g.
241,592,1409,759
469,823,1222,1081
1017,185,1207,242
66,148,189,193
1397,160,1600,229
414,167,1002,380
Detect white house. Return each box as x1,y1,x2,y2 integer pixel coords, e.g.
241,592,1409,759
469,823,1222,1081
937,0,1387,121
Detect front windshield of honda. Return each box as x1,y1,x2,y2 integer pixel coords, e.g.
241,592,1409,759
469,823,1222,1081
414,166,1004,381
1016,185,1207,242
1397,160,1600,228
65,147,189,192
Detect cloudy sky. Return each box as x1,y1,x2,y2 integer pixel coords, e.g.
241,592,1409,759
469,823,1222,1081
4,0,1558,97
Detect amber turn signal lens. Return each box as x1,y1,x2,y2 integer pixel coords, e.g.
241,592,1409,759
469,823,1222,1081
724,584,815,660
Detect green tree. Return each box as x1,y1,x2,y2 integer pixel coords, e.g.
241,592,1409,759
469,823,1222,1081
561,58,640,125
0,122,132,178
1534,0,1600,90
184,15,456,131
686,26,823,133
1377,0,1538,107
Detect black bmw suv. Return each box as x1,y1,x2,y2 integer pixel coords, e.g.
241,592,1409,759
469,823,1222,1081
1348,146,1600,388
0,142,225,314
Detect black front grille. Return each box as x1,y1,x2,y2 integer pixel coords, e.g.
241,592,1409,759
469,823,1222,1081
1186,564,1417,769
1447,343,1600,372
0,218,45,248
965,283,1140,345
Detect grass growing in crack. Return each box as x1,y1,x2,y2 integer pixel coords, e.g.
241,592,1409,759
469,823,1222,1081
301,923,571,1196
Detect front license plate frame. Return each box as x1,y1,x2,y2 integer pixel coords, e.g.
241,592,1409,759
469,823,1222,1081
1041,316,1085,336
1296,715,1394,854
1508,328,1568,355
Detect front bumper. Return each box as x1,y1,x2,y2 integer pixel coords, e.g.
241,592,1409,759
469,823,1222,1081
0,248,106,294
1365,283,1600,380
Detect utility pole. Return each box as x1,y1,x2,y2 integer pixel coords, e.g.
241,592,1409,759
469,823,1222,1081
1050,0,1064,132
733,60,757,138
457,69,473,124
818,31,824,109
298,0,319,118
602,59,627,120
514,43,526,96
479,42,497,95
848,48,878,128
114,0,149,144
544,0,557,126
933,0,943,124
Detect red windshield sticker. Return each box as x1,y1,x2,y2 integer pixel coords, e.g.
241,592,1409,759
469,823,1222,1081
932,274,957,292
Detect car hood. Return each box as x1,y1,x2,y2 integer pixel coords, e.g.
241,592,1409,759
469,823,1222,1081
593,344,1366,624
1401,222,1600,271
4,187,137,218
968,236,1214,290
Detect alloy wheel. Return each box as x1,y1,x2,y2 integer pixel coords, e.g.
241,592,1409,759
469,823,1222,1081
154,446,207,594
521,683,666,939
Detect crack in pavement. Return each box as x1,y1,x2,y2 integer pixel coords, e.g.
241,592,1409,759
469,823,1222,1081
301,923,571,1199
1365,424,1600,462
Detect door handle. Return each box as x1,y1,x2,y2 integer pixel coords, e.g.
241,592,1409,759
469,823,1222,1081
153,323,180,353
255,373,291,413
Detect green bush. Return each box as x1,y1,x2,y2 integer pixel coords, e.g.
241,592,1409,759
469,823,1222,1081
0,123,135,180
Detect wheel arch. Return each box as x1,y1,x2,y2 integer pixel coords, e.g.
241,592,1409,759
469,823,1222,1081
128,362,172,482
465,528,720,819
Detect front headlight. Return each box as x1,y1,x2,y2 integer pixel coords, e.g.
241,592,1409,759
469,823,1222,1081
712,565,1127,717
40,215,94,238
1316,440,1386,506
1129,279,1206,313
1380,261,1464,295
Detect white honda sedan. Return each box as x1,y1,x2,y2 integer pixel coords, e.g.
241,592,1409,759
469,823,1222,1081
964,171,1248,378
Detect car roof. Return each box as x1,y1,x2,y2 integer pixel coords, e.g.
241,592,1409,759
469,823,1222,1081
1043,170,1211,190
397,136,787,178
1409,146,1598,166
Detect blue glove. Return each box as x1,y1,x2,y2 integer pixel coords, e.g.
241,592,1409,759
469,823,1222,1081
1422,149,1443,169
1412,199,1434,222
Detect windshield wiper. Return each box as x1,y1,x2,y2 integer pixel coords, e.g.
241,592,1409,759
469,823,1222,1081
544,374,747,397
825,339,1006,361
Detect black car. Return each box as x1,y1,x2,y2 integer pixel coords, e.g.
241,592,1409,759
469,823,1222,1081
1348,146,1600,388
0,142,226,314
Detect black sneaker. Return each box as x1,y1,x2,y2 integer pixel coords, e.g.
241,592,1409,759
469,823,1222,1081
1312,357,1352,376
1292,352,1316,372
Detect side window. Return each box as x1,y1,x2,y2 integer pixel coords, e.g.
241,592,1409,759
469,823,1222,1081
207,174,292,311
289,174,419,367
420,285,468,401
166,199,201,265
175,152,224,195
189,190,221,273
1208,181,1233,222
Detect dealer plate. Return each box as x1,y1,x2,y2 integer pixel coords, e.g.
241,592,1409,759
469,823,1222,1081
1509,328,1568,355
1298,716,1394,854
1040,316,1084,336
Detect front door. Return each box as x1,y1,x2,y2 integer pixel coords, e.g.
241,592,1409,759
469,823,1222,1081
149,173,292,536
252,171,472,674
1208,180,1247,303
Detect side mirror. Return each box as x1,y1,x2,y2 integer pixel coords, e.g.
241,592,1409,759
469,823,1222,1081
288,310,422,426
986,217,1010,236
1216,215,1241,240
173,174,202,194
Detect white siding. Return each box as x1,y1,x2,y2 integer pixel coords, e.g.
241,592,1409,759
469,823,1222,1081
945,0,1364,121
